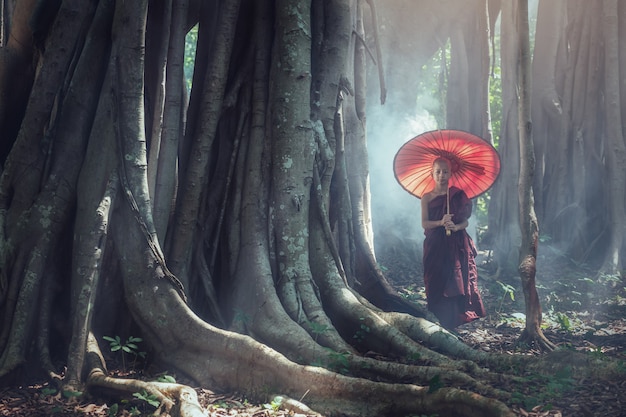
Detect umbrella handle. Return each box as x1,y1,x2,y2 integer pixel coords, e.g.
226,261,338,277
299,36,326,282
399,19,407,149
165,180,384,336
446,187,451,236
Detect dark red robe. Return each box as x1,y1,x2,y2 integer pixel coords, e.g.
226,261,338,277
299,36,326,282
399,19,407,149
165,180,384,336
423,186,486,329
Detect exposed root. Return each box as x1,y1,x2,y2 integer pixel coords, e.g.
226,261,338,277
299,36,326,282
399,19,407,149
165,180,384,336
379,311,489,361
517,328,557,352
269,394,321,416
83,333,206,417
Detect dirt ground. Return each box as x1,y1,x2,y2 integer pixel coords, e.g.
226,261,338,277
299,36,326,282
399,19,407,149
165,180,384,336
1,244,625,417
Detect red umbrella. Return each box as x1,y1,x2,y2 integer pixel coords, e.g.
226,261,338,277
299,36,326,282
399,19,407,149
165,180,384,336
393,129,500,199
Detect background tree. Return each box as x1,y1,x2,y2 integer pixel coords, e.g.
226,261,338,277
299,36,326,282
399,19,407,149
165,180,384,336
489,1,522,272
515,0,554,350
526,0,626,273
0,1,623,417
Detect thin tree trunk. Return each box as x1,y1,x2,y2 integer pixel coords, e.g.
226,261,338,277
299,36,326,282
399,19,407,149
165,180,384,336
516,0,555,351
146,0,172,207
152,0,188,240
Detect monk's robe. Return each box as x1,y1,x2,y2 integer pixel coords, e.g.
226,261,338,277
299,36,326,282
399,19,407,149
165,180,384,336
423,186,486,329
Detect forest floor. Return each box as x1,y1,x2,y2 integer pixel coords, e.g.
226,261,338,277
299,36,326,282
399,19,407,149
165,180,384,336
1,244,625,417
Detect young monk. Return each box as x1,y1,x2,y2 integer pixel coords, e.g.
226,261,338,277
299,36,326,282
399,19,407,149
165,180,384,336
420,157,486,330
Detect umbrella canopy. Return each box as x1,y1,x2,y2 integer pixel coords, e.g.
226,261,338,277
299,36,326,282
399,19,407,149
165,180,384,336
393,129,500,199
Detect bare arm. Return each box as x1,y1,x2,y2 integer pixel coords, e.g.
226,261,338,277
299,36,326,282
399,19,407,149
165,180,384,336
421,193,466,232
421,195,453,230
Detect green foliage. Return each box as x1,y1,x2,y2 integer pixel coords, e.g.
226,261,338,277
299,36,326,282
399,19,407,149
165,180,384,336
598,273,621,287
306,320,331,342
263,396,283,412
106,403,118,417
103,335,142,354
62,390,83,398
496,280,515,313
106,402,142,417
103,335,146,371
325,349,350,374
555,312,571,332
156,373,177,383
40,386,57,396
510,366,574,410
398,284,427,304
488,63,502,147
498,312,526,328
474,195,490,227
133,390,160,408
549,366,574,393
541,269,626,322
107,390,161,417
417,44,449,128
184,24,198,90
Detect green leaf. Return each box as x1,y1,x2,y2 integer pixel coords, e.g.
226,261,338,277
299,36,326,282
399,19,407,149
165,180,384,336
62,390,83,398
157,374,176,383
133,391,160,408
107,403,119,417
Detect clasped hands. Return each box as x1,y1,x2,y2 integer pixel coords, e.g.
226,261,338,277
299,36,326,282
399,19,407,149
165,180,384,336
441,213,457,233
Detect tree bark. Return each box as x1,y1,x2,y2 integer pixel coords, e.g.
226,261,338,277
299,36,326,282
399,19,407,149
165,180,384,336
600,0,626,274
490,1,521,272
530,0,565,224
516,0,555,351
167,0,240,289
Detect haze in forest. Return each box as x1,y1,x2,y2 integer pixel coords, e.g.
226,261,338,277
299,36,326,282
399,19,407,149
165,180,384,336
367,0,539,260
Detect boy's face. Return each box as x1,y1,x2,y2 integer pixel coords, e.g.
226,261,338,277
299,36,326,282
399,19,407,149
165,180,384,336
432,160,451,186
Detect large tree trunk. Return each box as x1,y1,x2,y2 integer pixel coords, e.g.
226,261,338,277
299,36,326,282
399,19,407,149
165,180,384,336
541,0,605,259
533,0,620,266
600,0,626,274
490,1,521,272
530,0,565,225
446,0,490,137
